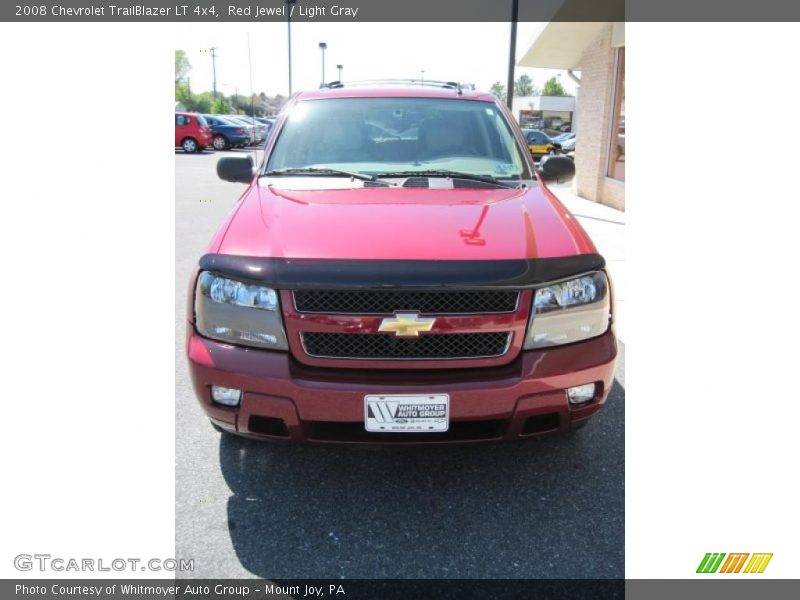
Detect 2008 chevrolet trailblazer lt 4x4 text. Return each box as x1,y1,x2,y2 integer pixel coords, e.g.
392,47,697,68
186,81,617,444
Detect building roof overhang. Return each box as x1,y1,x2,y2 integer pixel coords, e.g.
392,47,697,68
518,22,623,70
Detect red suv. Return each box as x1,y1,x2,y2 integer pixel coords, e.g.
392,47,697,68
186,82,617,444
175,112,212,153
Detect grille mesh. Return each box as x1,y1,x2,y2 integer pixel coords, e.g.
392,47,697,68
294,290,519,315
302,332,511,360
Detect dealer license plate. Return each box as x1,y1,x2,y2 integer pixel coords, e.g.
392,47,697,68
364,394,449,433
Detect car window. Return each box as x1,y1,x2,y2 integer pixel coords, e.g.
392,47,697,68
267,97,531,179
176,115,186,126
197,115,208,127
527,131,547,144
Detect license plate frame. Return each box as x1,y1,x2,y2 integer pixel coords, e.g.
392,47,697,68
364,394,450,433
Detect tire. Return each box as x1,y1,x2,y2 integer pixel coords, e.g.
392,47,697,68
212,135,229,151
181,137,198,153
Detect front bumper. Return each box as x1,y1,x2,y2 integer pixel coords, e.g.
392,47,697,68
187,328,617,444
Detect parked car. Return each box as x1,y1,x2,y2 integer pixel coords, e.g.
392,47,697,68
223,116,256,145
175,112,212,153
521,128,561,158
552,132,575,144
560,135,576,152
255,117,275,138
187,81,616,444
254,116,275,128
202,115,252,150
225,115,267,145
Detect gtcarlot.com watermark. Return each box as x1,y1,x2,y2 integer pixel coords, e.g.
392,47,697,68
14,554,194,572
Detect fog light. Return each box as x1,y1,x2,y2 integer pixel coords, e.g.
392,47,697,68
567,383,596,405
211,386,242,407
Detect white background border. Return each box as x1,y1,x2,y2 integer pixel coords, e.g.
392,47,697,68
0,22,798,579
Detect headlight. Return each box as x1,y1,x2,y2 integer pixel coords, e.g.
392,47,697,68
194,272,288,350
523,271,610,349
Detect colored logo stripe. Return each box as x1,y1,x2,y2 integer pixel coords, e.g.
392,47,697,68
719,553,749,573
697,553,726,573
698,552,772,574
744,553,773,573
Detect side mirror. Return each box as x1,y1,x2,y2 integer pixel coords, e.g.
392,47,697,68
217,155,254,184
537,155,575,183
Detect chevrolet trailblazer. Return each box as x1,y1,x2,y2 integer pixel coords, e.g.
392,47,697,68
186,80,617,443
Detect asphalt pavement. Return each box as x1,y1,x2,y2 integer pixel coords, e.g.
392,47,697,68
174,149,625,578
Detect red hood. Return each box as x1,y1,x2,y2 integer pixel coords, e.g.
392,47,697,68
214,183,596,260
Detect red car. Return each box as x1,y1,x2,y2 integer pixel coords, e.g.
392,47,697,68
186,82,617,444
175,112,212,153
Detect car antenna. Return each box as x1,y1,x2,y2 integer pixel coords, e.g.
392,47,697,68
247,33,258,165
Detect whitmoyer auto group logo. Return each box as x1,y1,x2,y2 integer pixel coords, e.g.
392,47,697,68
367,399,446,422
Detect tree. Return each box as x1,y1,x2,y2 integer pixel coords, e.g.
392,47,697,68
191,93,212,114
175,50,193,107
175,83,192,107
175,50,191,86
210,95,232,114
514,74,537,97
542,76,567,96
489,82,506,99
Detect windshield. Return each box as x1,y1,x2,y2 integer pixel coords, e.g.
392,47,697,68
266,97,531,180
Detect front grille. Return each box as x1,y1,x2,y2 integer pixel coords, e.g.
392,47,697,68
302,332,511,360
293,290,519,315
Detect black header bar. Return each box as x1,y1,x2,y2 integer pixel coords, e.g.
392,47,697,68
5,0,800,22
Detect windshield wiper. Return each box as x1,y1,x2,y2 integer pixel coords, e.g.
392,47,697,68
263,167,392,186
374,170,516,188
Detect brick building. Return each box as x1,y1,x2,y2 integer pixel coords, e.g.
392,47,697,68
519,22,625,210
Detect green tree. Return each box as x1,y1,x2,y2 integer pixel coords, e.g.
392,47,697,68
489,82,506,99
542,76,567,96
175,83,192,107
191,94,212,114
175,50,193,107
175,50,191,86
514,74,537,97
210,95,231,114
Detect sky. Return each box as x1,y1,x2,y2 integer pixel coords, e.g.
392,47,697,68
174,22,577,99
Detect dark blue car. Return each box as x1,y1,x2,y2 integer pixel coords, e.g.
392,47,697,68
202,115,251,150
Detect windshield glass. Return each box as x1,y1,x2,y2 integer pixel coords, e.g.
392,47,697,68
266,97,531,180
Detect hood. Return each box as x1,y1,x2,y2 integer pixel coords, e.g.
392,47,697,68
215,182,597,261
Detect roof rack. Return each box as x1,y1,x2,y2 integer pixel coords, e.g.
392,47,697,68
320,79,467,95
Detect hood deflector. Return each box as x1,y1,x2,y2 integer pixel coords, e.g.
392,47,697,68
198,254,606,290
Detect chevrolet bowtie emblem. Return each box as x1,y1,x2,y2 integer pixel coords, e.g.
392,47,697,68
378,313,436,337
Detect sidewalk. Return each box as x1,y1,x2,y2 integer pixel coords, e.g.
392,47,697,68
549,182,626,343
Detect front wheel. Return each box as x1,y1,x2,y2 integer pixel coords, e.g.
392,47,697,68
181,137,198,153
212,135,229,151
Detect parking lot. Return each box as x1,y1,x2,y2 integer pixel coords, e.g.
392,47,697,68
175,148,625,578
